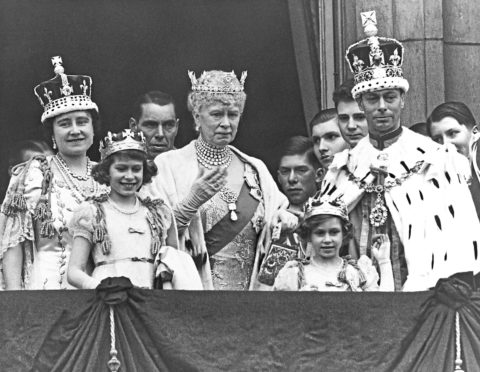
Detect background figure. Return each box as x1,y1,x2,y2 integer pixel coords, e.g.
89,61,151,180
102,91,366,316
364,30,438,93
141,70,295,290
426,101,475,159
129,91,179,160
427,101,480,221
0,56,108,290
309,108,348,167
277,136,319,214
309,108,348,188
409,122,428,137
332,78,368,148
7,139,53,176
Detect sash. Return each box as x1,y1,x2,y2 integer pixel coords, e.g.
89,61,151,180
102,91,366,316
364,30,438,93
204,182,260,257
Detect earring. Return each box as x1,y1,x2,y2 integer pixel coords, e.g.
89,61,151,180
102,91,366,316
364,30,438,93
52,137,57,150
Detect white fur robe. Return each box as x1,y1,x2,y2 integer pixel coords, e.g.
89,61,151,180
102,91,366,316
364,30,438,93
322,127,480,291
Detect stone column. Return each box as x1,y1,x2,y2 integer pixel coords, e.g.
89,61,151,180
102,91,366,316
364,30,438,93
443,1,480,121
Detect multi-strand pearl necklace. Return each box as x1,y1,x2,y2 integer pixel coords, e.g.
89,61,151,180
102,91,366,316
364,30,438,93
195,136,233,169
55,154,92,181
52,154,98,202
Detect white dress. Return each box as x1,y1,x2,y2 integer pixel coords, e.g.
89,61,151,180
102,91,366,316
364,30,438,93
69,198,173,289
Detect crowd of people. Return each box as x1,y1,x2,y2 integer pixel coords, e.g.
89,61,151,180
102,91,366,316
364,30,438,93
0,11,479,292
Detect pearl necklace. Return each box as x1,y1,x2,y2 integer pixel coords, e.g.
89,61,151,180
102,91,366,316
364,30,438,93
55,154,92,181
195,136,233,169
107,197,140,215
52,155,98,202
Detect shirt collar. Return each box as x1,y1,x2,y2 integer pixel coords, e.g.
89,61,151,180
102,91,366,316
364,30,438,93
368,126,403,150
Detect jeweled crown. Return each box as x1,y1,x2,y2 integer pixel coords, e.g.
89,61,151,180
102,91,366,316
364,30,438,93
188,70,247,94
99,129,147,160
345,11,409,98
303,194,349,222
34,56,98,123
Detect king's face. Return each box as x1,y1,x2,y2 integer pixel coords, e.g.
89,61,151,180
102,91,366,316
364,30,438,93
357,89,405,136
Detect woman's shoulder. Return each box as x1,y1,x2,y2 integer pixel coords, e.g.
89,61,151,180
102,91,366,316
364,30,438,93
154,141,195,166
10,155,51,178
2,155,52,216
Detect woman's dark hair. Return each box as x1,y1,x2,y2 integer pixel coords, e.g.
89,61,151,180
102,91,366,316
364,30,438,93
426,101,476,136
42,109,102,149
297,214,353,244
92,149,157,186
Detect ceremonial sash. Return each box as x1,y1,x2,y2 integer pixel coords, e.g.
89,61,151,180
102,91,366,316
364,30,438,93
204,182,260,257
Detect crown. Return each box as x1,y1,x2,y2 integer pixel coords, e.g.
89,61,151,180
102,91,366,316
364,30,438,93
188,70,247,94
34,56,98,123
345,11,409,99
99,129,147,160
303,194,349,222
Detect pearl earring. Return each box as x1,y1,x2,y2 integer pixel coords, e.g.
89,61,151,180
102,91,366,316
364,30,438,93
52,137,57,150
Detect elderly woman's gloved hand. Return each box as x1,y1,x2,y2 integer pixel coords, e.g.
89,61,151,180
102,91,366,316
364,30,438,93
174,166,227,229
271,208,299,240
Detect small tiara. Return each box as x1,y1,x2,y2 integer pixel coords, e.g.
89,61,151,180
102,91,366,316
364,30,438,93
303,194,349,222
99,129,147,160
188,70,247,94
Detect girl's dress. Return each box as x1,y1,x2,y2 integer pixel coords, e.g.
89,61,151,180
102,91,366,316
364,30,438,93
69,195,201,289
273,256,380,292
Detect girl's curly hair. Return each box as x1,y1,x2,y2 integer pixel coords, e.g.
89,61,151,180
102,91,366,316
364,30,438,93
297,214,353,243
92,149,157,186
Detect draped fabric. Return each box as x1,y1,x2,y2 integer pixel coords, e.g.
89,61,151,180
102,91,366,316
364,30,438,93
386,276,480,372
0,279,478,371
301,0,321,105
31,277,198,372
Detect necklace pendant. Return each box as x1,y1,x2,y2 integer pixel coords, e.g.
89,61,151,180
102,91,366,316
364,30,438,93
228,202,238,221
369,193,388,227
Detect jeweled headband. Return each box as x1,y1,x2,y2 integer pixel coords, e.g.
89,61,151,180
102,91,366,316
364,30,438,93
187,70,247,113
303,194,349,222
99,129,147,160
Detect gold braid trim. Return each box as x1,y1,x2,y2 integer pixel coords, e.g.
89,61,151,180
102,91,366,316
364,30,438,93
141,197,165,255
337,257,368,289
90,194,111,255
2,155,48,216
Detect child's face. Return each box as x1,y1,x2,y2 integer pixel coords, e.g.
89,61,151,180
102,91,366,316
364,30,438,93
309,216,343,260
108,155,144,198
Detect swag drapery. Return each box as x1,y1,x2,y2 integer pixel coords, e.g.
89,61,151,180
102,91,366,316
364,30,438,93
0,277,478,371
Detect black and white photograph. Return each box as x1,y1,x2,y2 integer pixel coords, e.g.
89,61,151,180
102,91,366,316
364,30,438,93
0,1,479,371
